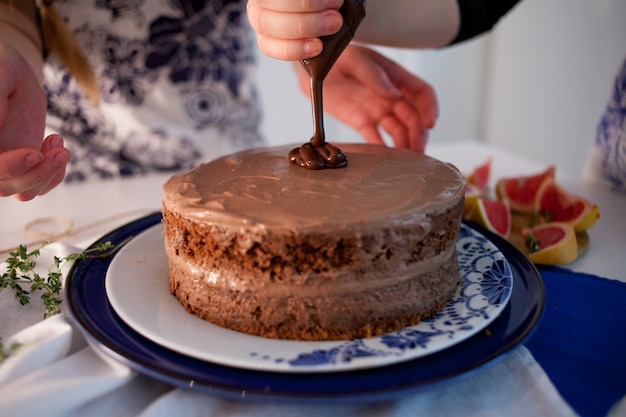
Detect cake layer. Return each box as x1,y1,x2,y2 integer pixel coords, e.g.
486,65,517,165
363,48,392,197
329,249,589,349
168,249,461,341
162,201,463,295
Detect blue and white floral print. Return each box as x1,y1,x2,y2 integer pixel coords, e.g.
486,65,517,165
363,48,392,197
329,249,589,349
594,57,626,196
44,0,263,182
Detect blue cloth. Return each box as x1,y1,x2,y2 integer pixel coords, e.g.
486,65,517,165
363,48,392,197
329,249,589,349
525,267,626,417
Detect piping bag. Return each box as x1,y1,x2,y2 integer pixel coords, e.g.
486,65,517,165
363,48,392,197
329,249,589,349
289,0,366,169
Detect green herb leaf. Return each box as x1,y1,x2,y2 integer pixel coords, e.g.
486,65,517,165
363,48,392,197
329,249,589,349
525,232,541,253
1,239,129,319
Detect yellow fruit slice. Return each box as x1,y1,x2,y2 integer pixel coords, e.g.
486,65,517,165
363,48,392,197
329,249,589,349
572,203,600,232
522,222,578,265
463,183,482,217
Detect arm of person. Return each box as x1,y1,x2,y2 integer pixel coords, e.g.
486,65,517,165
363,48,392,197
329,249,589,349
354,0,460,49
247,0,460,61
356,0,521,48
247,0,521,61
0,0,71,201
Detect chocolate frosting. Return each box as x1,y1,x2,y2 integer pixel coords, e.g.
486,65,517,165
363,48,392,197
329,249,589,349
163,143,465,231
291,0,367,170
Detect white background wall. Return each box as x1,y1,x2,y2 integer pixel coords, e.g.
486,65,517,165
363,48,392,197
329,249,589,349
483,0,626,177
255,0,626,177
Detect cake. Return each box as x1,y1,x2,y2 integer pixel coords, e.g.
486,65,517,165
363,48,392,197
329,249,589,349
161,143,466,341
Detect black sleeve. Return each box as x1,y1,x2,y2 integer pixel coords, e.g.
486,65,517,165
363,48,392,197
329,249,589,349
449,0,522,45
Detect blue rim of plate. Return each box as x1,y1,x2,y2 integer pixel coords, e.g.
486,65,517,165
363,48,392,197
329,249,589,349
64,212,545,403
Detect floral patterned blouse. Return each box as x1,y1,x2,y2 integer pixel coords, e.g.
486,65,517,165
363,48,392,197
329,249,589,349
585,57,626,196
44,0,264,182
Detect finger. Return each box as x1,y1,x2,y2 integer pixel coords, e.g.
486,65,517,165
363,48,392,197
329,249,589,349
251,0,343,13
256,35,323,61
0,148,44,179
380,114,410,150
0,147,70,199
393,100,428,152
248,3,342,38
41,133,65,152
356,123,386,147
397,77,438,130
33,135,69,198
404,128,428,153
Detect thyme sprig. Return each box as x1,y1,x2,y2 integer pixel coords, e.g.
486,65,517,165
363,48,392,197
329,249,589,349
0,239,128,318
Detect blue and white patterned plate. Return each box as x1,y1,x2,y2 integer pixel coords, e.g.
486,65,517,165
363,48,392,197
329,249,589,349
104,222,513,373
65,213,544,401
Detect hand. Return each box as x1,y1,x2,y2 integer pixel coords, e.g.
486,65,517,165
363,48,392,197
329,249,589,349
0,134,71,201
296,45,437,152
0,43,71,201
247,0,344,61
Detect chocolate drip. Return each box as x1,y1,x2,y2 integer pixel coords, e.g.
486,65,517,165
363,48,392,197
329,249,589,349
288,141,347,170
290,0,366,170
310,78,324,148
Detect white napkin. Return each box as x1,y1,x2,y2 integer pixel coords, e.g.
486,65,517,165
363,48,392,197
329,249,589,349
0,315,171,417
0,243,581,417
0,242,82,340
136,345,577,417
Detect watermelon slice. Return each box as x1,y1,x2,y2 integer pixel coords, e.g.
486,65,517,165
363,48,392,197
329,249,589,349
496,166,555,213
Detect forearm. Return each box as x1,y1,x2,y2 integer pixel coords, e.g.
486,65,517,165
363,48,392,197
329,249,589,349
353,0,461,48
0,0,43,84
354,0,522,48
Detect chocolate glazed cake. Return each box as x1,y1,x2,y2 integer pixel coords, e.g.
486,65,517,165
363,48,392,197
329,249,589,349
161,143,466,340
